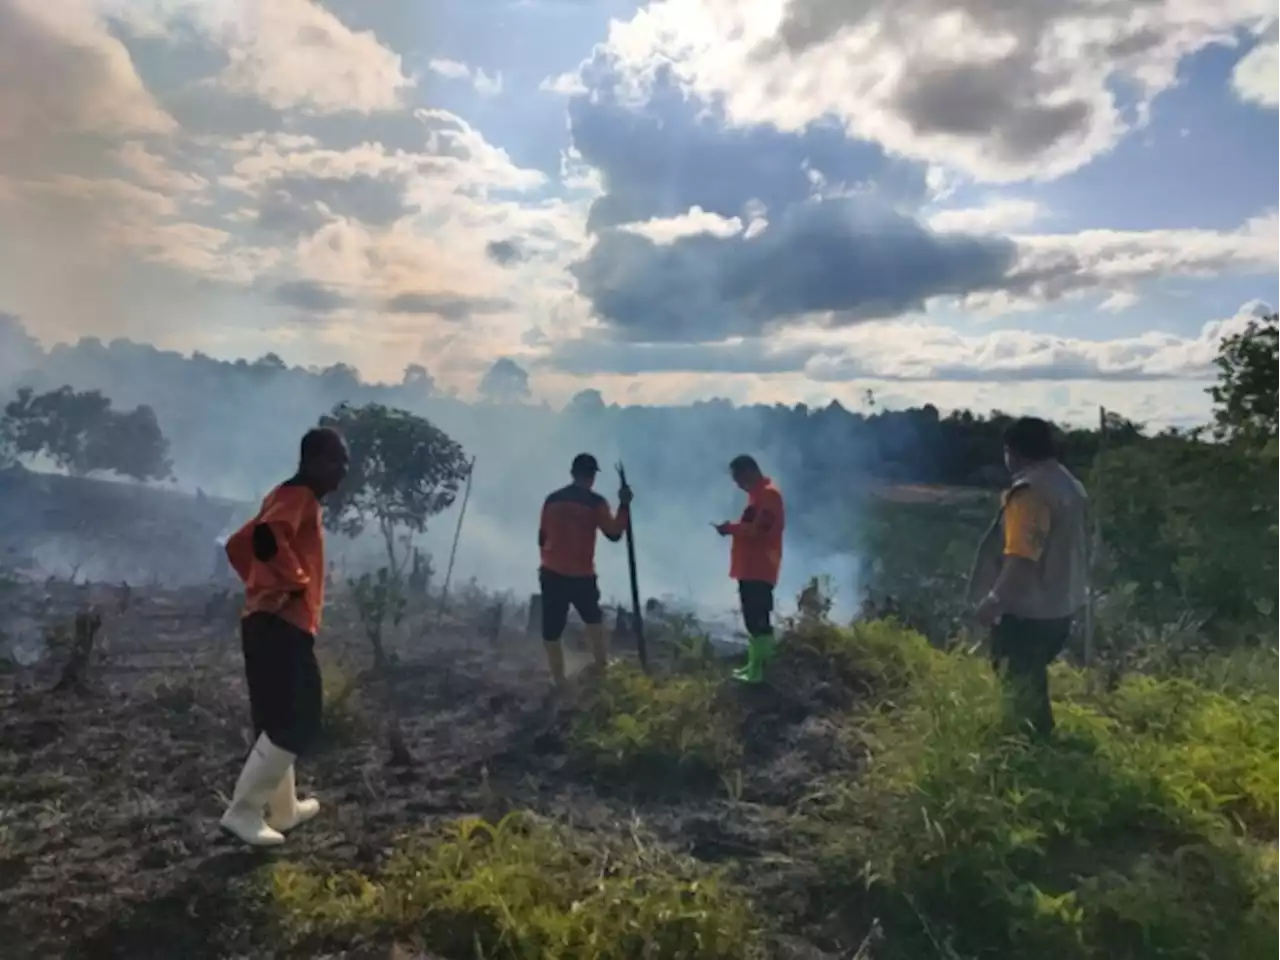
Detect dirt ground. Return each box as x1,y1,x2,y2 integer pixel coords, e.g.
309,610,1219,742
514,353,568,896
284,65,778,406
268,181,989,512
0,580,862,960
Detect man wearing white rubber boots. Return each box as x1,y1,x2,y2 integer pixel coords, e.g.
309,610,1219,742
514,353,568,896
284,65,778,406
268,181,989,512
220,427,349,846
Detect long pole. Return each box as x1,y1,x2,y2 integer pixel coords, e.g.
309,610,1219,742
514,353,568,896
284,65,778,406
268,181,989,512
616,463,647,672
438,456,477,621
1084,407,1107,667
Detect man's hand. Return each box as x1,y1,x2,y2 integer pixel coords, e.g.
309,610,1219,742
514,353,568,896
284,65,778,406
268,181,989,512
618,484,634,507
974,592,1002,628
713,522,732,537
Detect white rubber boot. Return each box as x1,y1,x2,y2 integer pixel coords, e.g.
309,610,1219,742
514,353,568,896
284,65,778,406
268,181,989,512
266,764,320,833
219,733,293,847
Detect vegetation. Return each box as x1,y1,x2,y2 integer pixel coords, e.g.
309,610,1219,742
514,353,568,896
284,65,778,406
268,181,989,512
318,401,471,575
264,811,760,959
1,385,171,481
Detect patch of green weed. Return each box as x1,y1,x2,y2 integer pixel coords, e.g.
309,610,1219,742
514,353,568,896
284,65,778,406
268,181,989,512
264,811,760,959
568,665,741,787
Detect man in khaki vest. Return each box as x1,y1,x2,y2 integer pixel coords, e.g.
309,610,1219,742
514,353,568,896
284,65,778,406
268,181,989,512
967,417,1088,737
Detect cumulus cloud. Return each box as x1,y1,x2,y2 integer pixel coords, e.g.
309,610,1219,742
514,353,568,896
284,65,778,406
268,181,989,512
581,0,1276,182
927,199,1043,234
1232,38,1279,108
572,197,1017,341
546,300,1276,385
428,58,504,97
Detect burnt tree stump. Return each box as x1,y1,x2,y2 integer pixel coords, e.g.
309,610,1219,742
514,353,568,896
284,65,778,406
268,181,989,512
53,608,103,694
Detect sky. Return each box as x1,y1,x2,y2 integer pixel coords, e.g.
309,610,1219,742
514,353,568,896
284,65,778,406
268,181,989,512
0,0,1276,429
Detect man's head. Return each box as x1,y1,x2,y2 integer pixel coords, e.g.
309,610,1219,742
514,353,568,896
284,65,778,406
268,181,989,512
570,452,600,488
299,427,349,496
729,454,762,491
1002,417,1056,475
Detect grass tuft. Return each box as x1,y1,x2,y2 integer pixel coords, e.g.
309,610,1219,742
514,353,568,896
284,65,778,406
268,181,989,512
264,810,761,959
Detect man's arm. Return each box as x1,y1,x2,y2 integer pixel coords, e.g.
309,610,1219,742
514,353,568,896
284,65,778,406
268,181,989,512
977,487,1049,622
721,490,781,539
538,501,548,549
596,498,630,542
249,488,313,591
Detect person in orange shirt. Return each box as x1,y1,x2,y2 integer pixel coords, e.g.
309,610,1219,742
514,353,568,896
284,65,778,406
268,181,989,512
537,453,632,691
716,455,785,684
219,427,348,846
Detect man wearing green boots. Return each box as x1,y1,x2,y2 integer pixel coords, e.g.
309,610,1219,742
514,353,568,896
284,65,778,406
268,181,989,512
715,455,785,684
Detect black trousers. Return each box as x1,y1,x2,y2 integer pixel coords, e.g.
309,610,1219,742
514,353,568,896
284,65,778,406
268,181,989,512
990,614,1071,738
241,612,323,756
738,580,775,637
539,568,603,642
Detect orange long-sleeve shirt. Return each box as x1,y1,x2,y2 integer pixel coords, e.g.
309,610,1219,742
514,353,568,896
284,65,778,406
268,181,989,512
538,483,628,577
725,476,784,585
225,479,326,635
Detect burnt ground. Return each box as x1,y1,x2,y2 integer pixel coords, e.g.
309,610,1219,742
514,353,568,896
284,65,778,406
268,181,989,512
0,581,867,960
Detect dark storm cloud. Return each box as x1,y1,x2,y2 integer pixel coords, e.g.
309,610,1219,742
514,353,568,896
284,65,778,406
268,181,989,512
272,280,352,312
382,292,514,319
569,197,1017,341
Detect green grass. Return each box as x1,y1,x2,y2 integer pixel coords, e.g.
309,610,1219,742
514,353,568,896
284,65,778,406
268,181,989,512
803,622,1279,960
263,811,762,959
567,665,742,788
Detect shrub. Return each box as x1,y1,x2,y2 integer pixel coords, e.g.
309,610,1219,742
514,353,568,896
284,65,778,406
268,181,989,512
568,665,741,788
264,811,761,959
804,621,1278,960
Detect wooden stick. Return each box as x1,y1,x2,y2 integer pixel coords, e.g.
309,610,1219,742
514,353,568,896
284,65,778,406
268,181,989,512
616,463,648,672
437,456,477,621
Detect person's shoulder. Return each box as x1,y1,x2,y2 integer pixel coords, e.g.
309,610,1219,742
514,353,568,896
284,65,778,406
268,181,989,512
268,478,318,508
545,484,600,506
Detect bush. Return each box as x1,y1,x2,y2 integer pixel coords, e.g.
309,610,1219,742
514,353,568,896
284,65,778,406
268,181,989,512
568,665,741,788
804,622,1279,960
264,811,761,959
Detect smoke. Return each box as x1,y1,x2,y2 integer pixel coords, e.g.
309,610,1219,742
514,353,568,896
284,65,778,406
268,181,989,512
0,322,878,621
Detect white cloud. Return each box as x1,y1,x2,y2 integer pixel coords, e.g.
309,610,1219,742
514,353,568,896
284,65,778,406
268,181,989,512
0,0,174,166
110,0,414,114
585,0,1276,182
928,198,1043,234
1232,39,1279,108
428,58,504,97
619,205,749,244
804,299,1275,383
540,71,588,96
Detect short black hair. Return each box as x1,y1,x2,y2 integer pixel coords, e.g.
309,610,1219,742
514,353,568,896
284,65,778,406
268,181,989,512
1003,417,1056,461
571,452,600,477
300,426,345,462
729,454,760,475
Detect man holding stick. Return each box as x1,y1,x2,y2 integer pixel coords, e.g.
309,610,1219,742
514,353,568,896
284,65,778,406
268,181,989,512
537,453,632,691
219,427,348,846
715,455,785,685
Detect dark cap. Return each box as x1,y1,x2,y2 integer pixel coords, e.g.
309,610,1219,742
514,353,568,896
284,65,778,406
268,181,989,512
571,453,600,476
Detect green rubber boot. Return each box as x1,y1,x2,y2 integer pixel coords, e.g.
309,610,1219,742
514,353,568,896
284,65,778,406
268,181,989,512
734,634,776,684
731,637,760,682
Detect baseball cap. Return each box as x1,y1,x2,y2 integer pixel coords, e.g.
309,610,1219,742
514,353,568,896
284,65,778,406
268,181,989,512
571,453,600,476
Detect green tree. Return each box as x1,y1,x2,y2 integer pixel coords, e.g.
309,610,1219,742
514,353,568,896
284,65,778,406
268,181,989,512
1208,311,1278,447
319,402,471,573
1,386,171,481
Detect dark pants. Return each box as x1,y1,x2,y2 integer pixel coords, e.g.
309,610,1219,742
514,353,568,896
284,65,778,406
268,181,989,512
990,614,1071,738
539,568,603,642
242,612,323,756
738,580,775,637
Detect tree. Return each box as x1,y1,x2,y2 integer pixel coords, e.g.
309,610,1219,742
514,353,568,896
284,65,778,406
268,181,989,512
401,363,435,394
478,358,531,404
1208,311,1278,447
1,386,171,481
318,402,471,573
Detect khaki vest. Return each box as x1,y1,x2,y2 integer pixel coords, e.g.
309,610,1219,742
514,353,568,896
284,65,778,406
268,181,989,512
966,460,1089,620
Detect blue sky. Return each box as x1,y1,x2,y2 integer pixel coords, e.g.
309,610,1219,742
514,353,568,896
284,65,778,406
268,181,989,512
0,0,1275,427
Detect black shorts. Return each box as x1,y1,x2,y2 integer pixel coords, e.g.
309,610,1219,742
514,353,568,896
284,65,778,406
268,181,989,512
539,567,603,641
738,580,774,637
241,612,323,756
